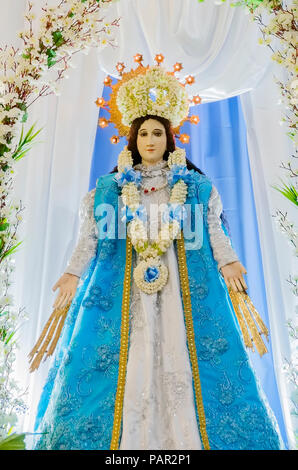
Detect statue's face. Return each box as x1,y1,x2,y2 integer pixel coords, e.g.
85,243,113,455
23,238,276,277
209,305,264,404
136,118,167,166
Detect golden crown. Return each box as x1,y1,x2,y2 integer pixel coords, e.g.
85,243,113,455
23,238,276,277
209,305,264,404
95,53,202,144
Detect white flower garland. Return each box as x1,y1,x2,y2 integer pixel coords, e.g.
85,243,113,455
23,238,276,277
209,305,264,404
116,146,189,294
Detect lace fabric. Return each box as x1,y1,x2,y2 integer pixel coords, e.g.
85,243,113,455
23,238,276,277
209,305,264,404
207,185,239,269
65,189,98,277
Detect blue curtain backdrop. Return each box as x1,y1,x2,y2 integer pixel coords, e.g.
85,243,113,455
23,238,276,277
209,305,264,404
89,81,288,447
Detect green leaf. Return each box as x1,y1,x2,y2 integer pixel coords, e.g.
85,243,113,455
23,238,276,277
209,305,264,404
21,111,28,123
25,123,44,142
0,143,10,157
38,39,46,53
5,331,16,345
0,327,7,341
11,123,43,161
46,48,57,68
0,241,23,262
46,49,56,58
0,433,26,450
0,223,9,232
19,125,24,144
52,31,65,48
0,164,9,172
47,57,57,68
16,102,27,112
0,328,15,345
12,150,27,161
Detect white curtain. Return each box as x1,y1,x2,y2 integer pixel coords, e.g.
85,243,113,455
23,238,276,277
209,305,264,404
240,64,297,448
1,0,294,447
98,0,272,100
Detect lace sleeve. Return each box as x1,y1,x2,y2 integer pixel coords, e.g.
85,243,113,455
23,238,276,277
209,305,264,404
64,188,98,278
207,185,239,271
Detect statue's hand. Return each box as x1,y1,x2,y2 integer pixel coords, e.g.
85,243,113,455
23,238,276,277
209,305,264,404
52,273,79,309
220,261,248,292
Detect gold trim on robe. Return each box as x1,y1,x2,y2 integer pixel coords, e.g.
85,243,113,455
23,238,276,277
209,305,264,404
110,236,133,449
176,233,210,450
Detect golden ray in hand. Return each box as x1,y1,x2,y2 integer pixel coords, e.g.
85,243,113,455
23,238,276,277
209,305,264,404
228,288,269,357
28,302,71,372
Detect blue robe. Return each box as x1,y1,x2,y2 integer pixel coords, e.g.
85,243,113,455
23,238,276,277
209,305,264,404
33,171,284,450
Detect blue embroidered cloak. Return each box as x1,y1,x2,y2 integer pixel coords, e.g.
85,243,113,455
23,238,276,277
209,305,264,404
33,171,284,450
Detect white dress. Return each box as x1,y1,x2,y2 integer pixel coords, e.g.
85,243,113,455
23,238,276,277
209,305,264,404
64,160,239,450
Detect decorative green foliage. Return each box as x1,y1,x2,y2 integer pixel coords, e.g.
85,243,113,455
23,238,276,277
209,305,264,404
0,433,26,450
11,123,43,162
272,179,298,206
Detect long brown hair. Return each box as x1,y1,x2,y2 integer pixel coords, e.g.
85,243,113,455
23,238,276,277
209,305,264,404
109,114,230,234
109,114,205,174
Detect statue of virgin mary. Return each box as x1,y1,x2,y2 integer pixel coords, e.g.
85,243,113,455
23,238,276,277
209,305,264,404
30,58,284,451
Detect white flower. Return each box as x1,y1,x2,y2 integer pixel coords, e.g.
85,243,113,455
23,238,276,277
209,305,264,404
133,257,169,294
121,183,140,208
117,146,133,171
168,147,186,167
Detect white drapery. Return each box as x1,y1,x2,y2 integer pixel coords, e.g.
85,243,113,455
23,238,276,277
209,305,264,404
1,0,295,448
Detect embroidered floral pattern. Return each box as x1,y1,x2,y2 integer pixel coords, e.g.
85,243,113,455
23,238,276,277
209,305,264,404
211,372,245,406
161,372,190,415
93,315,119,340
95,344,119,373
188,278,209,300
205,401,282,450
35,410,114,450
82,285,114,311
198,336,229,365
